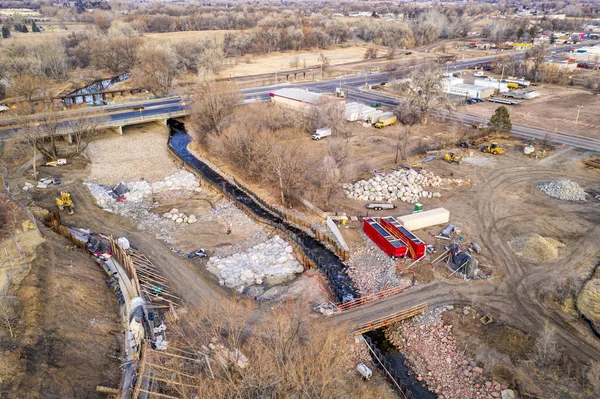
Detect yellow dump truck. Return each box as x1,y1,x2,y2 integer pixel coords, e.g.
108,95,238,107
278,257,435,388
374,115,397,129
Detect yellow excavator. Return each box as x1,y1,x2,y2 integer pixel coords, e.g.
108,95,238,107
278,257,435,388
480,143,504,155
443,152,463,164
56,192,74,215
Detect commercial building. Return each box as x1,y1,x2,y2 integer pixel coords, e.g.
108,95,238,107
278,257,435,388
474,78,509,93
442,77,495,99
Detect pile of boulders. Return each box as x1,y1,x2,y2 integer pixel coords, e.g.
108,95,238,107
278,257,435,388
344,169,468,204
162,208,197,224
538,179,587,201
124,170,200,201
206,235,303,289
386,306,514,399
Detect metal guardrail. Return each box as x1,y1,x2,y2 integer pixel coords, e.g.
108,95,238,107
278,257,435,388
355,303,428,335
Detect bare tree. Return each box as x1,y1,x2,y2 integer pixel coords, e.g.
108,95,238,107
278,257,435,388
65,112,106,155
396,64,453,125
135,45,180,96
160,299,356,399
305,97,347,138
319,52,330,79
395,123,413,164
526,44,548,84
265,139,316,207
533,321,560,367
190,81,240,145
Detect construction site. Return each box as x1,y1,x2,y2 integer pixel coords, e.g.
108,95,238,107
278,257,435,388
1,2,600,397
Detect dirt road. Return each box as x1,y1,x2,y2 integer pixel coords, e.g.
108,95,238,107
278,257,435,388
338,161,600,364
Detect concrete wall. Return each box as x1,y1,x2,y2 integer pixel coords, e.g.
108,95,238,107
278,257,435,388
270,95,309,111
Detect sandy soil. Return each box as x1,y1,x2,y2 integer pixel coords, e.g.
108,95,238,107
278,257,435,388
464,86,600,138
218,44,387,78
86,124,180,185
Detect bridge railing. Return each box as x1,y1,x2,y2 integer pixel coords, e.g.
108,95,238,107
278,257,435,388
354,303,428,335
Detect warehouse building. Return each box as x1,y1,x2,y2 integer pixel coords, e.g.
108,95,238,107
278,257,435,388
474,78,509,93
442,77,495,99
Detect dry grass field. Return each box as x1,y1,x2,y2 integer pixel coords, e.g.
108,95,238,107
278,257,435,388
143,30,229,45
218,44,387,78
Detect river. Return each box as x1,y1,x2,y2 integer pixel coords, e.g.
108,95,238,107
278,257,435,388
64,72,131,105
167,120,435,398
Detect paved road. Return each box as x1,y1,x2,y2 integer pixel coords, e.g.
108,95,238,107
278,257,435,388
3,42,598,152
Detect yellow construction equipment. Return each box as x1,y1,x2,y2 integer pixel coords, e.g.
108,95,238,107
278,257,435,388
443,152,463,164
56,191,74,215
480,143,504,155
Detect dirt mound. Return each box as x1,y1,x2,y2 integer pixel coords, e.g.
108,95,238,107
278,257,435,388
508,234,565,262
577,278,600,330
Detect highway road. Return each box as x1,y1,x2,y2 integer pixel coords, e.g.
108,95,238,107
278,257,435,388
2,42,599,153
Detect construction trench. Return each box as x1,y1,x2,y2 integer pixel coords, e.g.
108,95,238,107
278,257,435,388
167,120,433,398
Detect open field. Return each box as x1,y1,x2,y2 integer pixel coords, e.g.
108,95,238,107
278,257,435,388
143,30,229,45
218,44,388,78
464,86,600,138
6,23,89,43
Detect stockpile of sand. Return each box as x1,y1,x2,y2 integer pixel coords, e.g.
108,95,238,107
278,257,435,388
508,234,565,262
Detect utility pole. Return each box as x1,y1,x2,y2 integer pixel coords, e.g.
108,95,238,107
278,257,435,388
576,105,583,124
499,64,505,92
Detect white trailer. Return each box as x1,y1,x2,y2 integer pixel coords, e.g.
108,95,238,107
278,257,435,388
365,110,384,123
370,111,394,124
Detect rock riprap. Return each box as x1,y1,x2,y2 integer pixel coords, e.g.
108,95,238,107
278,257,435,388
206,236,303,289
344,169,465,203
163,208,197,224
125,170,200,201
538,179,587,201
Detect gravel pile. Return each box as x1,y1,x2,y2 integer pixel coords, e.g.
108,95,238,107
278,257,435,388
206,235,303,289
385,306,513,399
347,232,411,295
125,171,200,201
538,179,587,201
86,183,176,241
344,169,468,204
508,234,565,262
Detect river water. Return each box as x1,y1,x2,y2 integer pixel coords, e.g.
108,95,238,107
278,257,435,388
167,121,435,398
64,72,131,105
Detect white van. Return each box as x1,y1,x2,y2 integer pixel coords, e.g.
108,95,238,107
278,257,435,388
473,71,485,77
312,128,332,140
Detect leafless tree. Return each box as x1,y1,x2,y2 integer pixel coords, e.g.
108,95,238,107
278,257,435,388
65,112,107,155
533,321,560,367
189,81,240,145
396,64,453,125
305,97,347,138
319,52,330,78
159,299,356,399
264,138,316,207
135,45,180,96
526,44,548,84
395,123,413,164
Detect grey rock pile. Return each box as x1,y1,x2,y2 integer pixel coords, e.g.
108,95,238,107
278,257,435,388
347,232,410,295
125,170,200,201
538,179,587,201
206,235,303,289
86,183,175,242
344,169,446,203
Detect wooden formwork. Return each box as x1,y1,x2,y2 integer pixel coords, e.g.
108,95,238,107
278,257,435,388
354,303,428,335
